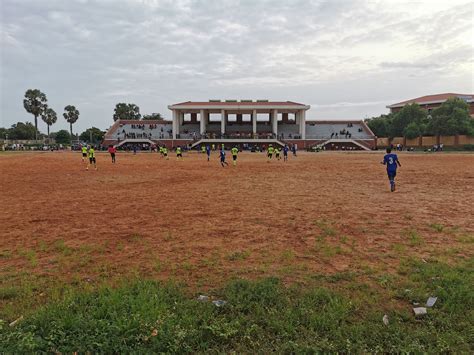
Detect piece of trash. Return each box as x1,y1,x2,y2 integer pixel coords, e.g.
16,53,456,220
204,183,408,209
426,296,437,307
413,307,427,316
151,328,158,337
9,315,23,327
197,295,209,302
212,300,227,307
383,314,389,325
421,258,427,263
413,302,420,306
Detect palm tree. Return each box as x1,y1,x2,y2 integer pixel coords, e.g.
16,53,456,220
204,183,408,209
23,89,47,140
63,105,80,137
41,106,57,141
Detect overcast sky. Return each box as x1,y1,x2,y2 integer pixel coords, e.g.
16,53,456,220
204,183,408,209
1,0,473,133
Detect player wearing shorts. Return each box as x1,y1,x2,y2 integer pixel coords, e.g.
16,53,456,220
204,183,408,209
81,145,88,162
206,145,211,162
267,144,274,162
163,147,169,160
176,146,183,160
283,144,289,162
231,146,239,166
201,145,206,155
159,146,164,157
220,148,228,167
108,145,116,163
275,147,281,160
382,148,401,192
87,146,97,170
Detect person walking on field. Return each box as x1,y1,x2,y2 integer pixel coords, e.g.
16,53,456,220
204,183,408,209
87,146,97,171
81,145,88,162
108,145,117,163
220,147,228,167
381,147,401,192
267,144,274,162
206,144,211,162
283,144,289,162
231,146,239,166
275,147,281,160
176,146,183,160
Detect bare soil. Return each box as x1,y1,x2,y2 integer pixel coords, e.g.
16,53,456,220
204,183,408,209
1,151,473,289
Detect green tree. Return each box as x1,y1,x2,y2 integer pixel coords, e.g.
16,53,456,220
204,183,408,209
142,112,164,120
8,122,39,140
390,103,427,137
63,105,80,137
403,122,421,139
55,130,71,145
23,89,47,140
113,103,141,121
365,114,392,137
80,127,105,143
0,127,8,139
41,106,58,139
428,98,473,136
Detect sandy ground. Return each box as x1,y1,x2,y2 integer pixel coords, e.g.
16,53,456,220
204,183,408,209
0,150,473,288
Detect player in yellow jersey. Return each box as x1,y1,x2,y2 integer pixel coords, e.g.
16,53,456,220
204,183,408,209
87,146,97,170
81,145,88,162
275,147,281,160
176,146,183,160
267,144,274,162
231,146,239,166
163,147,169,160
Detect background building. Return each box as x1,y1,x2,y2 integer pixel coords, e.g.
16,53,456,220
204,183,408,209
387,93,474,116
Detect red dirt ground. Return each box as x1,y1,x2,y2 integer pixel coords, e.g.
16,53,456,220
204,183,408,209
1,151,473,290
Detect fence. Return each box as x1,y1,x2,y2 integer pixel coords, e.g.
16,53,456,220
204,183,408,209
377,135,474,148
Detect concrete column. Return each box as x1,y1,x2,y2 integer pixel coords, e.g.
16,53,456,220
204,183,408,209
282,113,288,123
221,109,226,135
295,111,300,136
272,109,278,137
300,110,306,140
237,114,242,123
200,109,206,135
172,110,177,139
191,112,197,123
252,110,257,136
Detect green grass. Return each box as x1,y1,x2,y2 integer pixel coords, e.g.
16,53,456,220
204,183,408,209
1,258,472,352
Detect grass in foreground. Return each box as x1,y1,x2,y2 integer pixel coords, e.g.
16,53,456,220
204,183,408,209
1,258,473,352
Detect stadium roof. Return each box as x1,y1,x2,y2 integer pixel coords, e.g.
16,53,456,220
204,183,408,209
387,93,474,108
169,100,310,110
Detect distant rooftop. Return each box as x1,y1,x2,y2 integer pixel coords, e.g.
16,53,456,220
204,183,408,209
387,93,473,108
169,100,309,108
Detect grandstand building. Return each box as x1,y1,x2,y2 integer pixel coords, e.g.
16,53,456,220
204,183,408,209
387,93,474,116
103,100,376,150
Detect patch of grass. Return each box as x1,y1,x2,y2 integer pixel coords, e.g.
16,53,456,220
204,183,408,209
457,234,474,244
403,229,424,246
279,249,295,262
226,250,250,261
0,250,13,259
429,223,444,232
314,219,337,238
1,260,472,352
53,239,73,256
392,243,406,253
18,249,38,267
0,287,20,300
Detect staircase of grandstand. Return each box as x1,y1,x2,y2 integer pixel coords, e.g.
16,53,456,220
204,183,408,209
190,138,285,148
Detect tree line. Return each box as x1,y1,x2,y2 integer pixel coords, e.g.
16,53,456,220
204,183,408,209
1,89,164,145
365,98,474,139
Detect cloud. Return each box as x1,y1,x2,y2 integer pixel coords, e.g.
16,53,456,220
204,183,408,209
1,0,472,131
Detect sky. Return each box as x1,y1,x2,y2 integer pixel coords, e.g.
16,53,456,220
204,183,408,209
1,0,473,133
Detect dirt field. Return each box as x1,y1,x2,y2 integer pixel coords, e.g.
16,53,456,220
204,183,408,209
1,151,473,290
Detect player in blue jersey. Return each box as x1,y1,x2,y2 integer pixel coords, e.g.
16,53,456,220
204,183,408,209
283,144,289,162
206,145,211,162
381,148,401,192
220,147,228,167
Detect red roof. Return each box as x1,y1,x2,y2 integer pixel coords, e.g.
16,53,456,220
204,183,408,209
388,93,473,108
170,101,307,107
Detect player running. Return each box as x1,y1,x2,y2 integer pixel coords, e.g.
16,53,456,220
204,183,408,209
283,144,289,162
81,145,88,162
220,147,228,167
381,148,401,192
108,145,116,163
87,146,97,170
206,145,211,162
176,146,183,160
231,146,239,166
201,145,206,155
267,144,274,162
163,146,169,160
275,147,281,160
